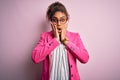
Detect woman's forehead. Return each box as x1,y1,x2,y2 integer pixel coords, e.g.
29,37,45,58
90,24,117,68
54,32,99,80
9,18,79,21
53,11,66,19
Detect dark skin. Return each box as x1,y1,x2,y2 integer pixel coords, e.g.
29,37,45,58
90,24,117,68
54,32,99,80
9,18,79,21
51,11,69,45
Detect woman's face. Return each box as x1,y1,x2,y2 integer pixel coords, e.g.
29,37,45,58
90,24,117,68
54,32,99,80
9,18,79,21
51,11,68,33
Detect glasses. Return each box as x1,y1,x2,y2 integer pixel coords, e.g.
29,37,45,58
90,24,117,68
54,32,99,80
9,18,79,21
51,17,67,25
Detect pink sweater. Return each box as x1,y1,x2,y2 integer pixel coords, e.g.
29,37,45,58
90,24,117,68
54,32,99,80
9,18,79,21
32,30,89,80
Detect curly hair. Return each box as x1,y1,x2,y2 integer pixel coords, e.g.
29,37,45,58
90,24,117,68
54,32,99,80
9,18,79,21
46,1,69,21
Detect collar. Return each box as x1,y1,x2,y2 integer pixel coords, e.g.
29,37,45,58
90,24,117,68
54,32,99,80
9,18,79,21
50,30,70,38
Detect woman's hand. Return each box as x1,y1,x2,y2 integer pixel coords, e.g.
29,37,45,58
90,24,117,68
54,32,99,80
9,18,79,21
51,23,60,41
61,26,69,45
61,26,66,41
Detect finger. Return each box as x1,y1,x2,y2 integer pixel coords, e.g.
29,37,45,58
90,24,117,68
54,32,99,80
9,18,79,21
61,30,65,40
52,23,56,31
51,24,54,31
62,27,66,34
54,24,57,31
53,24,59,36
50,23,54,30
62,27,66,37
64,26,67,30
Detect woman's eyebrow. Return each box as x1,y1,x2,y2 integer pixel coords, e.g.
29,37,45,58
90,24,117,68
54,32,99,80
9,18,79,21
52,16,66,19
60,16,66,18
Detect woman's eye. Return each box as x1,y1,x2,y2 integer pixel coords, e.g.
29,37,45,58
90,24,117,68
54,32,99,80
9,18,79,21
60,19,65,22
52,19,58,22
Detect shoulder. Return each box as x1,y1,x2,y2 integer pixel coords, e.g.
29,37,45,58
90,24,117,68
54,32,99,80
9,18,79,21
67,30,80,37
40,31,53,37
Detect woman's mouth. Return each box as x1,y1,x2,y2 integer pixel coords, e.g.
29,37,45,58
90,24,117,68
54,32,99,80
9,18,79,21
57,28,62,33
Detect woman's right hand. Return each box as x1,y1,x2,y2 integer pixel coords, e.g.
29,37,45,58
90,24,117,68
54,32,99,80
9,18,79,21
51,23,60,41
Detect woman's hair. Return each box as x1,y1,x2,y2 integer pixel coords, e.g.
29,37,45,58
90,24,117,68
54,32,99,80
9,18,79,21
46,1,69,21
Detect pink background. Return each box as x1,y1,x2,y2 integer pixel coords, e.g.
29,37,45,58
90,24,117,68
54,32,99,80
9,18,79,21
0,0,120,80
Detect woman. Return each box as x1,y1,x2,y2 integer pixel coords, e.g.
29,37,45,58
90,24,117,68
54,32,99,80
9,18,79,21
32,1,89,80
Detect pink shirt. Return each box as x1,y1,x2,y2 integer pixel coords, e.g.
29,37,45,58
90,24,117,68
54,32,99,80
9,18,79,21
32,30,89,80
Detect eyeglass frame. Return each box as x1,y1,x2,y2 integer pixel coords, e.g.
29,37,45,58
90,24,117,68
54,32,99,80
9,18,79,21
50,17,68,25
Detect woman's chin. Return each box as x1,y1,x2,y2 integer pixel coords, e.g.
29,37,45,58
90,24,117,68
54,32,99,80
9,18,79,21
58,31,61,35
58,32,61,34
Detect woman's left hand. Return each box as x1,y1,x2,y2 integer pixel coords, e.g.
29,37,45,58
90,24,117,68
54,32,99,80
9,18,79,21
61,26,66,41
60,26,69,45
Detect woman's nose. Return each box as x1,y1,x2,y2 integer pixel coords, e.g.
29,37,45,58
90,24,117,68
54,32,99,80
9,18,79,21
57,21,61,26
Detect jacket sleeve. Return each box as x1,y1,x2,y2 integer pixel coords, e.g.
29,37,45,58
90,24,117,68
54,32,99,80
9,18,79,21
32,32,59,63
66,33,89,63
